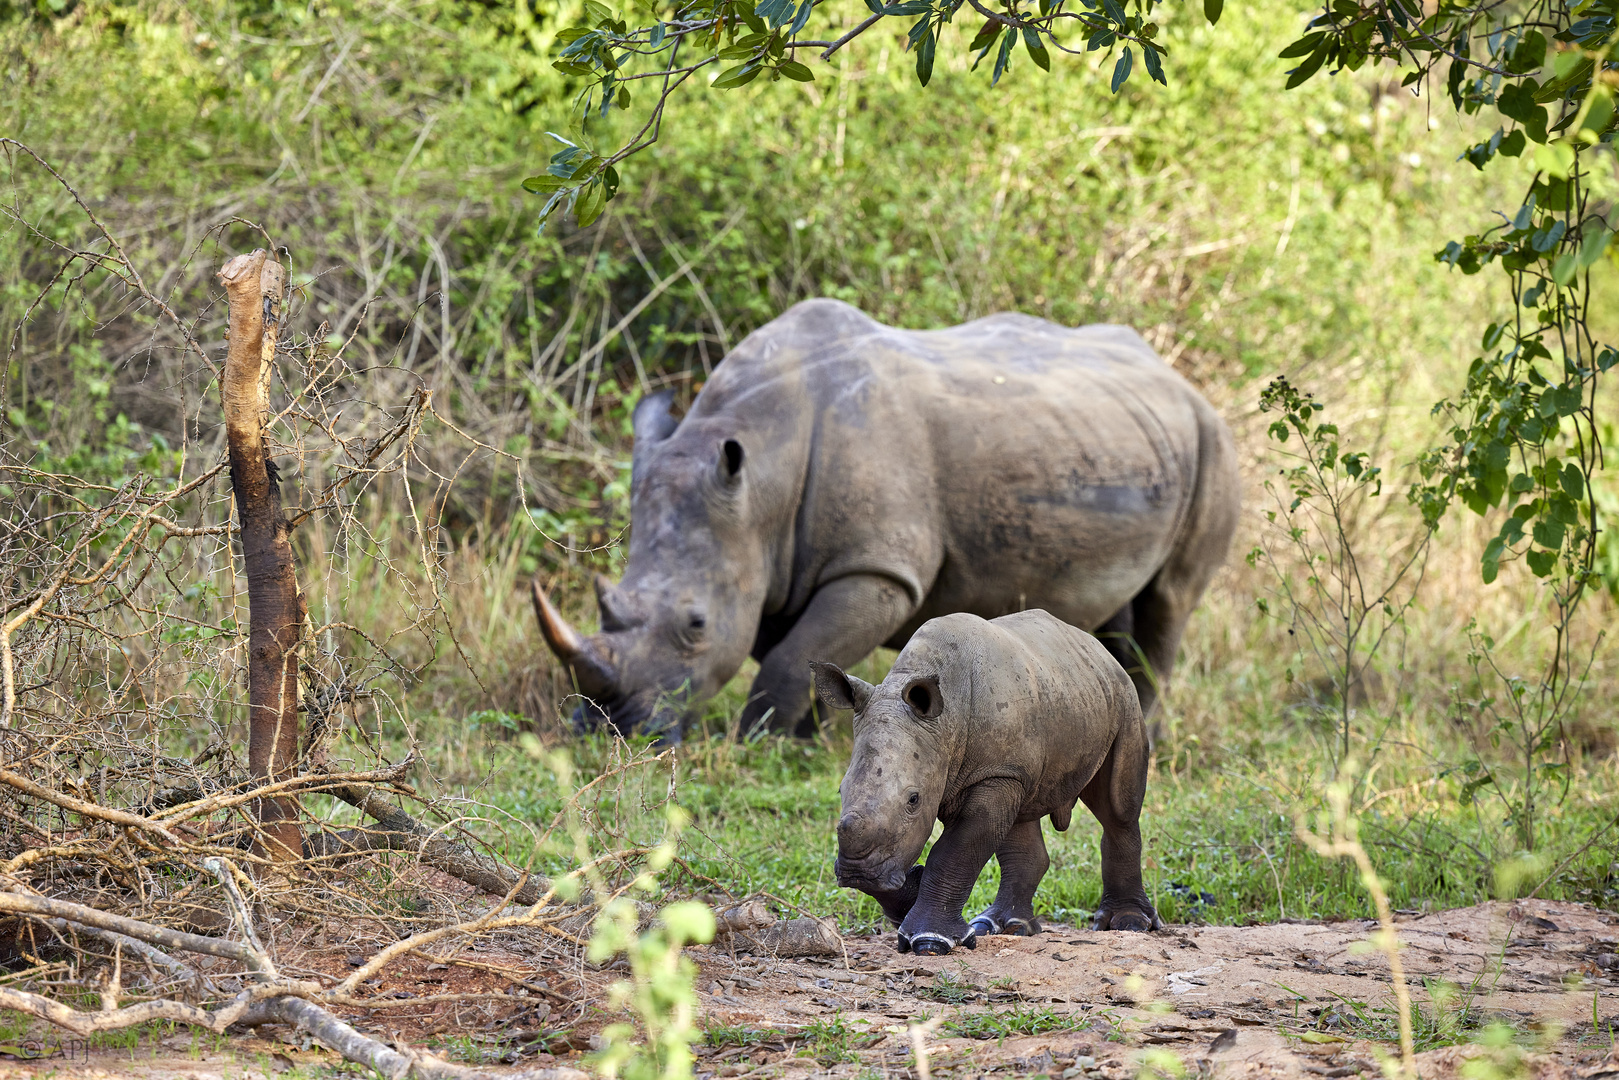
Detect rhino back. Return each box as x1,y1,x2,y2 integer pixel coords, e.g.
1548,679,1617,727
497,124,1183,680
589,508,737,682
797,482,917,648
686,299,1218,627
895,610,1139,824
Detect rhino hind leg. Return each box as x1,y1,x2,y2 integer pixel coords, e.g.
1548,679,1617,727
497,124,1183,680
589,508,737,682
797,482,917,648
1110,410,1243,722
1094,588,1180,723
1079,717,1161,933
968,818,1049,938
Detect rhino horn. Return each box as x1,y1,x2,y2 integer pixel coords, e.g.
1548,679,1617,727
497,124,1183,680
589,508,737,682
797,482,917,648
530,578,617,695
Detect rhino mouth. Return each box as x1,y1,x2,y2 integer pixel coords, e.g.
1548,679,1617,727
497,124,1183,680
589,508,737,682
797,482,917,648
568,692,685,746
835,854,909,894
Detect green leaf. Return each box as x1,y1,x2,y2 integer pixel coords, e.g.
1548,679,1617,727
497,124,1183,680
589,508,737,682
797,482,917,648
968,18,1001,50
779,59,814,81
756,0,796,26
582,0,614,24
1533,518,1565,549
789,0,815,34
1204,0,1222,24
1022,27,1051,71
1579,226,1611,267
992,24,1014,84
915,25,937,84
712,62,763,88
1509,30,1547,73
1111,46,1133,93
1552,251,1578,285
1142,41,1165,84
1581,87,1615,141
574,179,607,227
522,175,571,193
882,0,931,13
1553,48,1585,79
660,900,717,945
1526,547,1557,577
1534,141,1575,178
1482,536,1505,583
1285,44,1328,89
1562,463,1585,499
1278,32,1324,59
1499,129,1527,157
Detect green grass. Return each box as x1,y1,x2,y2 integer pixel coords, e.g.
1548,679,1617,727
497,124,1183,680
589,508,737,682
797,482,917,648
942,1006,1089,1041
409,698,1619,940
702,1022,793,1049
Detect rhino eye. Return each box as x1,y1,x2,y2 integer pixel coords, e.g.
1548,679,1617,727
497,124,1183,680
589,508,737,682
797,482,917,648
907,791,920,810
688,614,706,631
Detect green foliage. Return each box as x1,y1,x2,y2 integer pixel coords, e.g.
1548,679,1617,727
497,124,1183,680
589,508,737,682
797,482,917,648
1329,979,1491,1053
1447,620,1590,854
1250,380,1433,767
941,1005,1086,1040
796,1015,882,1064
702,1022,792,1048
1279,0,1614,701
587,896,715,1080
533,0,1205,228
918,969,979,1004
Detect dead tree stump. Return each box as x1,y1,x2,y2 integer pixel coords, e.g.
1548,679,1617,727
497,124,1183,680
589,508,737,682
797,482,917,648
219,249,302,864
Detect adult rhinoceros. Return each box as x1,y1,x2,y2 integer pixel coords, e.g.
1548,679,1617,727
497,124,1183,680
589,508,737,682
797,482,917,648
530,298,1239,742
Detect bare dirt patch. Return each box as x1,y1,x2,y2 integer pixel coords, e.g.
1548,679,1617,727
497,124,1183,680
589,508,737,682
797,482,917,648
687,898,1619,1079
3,899,1617,1079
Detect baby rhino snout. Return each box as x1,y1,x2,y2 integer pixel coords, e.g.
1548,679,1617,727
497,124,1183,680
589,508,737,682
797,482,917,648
837,812,878,860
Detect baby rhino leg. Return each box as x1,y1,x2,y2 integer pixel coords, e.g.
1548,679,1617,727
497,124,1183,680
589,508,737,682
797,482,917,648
896,780,1020,955
969,819,1049,938
1079,716,1161,932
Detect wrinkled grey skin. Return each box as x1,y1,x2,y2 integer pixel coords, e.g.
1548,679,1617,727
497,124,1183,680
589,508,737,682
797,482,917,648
814,610,1159,956
531,298,1240,741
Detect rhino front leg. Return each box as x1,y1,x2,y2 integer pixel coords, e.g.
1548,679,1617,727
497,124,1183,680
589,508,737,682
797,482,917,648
740,574,914,739
865,863,925,925
1078,716,1161,932
896,779,1021,955
969,818,1049,938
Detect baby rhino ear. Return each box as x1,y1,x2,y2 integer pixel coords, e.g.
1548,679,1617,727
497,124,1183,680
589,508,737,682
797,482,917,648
809,661,875,713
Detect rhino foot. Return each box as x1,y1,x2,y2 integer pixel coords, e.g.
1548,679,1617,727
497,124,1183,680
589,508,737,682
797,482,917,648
969,913,1041,938
1091,900,1161,933
899,929,976,955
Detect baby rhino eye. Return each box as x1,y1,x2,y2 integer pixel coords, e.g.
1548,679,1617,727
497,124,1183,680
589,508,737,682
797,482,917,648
907,792,920,809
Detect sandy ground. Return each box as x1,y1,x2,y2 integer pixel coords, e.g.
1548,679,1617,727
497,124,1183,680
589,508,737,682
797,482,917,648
3,898,1618,1079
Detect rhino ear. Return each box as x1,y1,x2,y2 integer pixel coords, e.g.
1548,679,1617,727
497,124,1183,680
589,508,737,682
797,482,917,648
810,661,873,713
901,675,943,720
632,390,679,446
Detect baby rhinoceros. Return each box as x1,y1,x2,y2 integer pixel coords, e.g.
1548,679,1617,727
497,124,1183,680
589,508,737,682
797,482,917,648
811,610,1160,956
